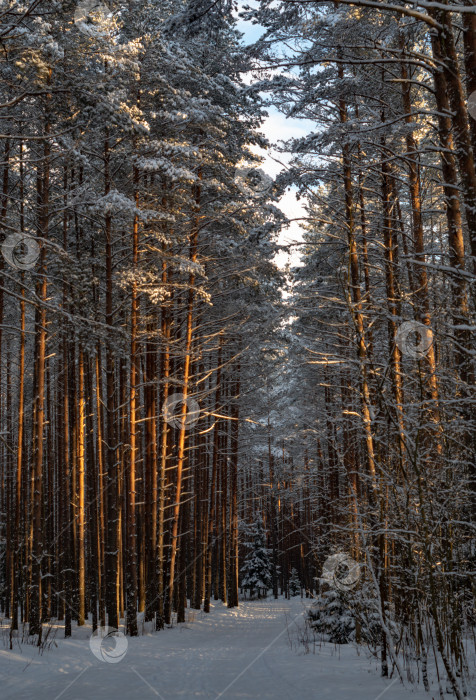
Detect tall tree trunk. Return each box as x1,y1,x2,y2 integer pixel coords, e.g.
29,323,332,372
29,85,51,638
204,338,222,614
157,257,171,630
165,174,201,622
144,312,158,622
77,350,86,626
104,130,119,631
227,369,239,609
126,163,140,637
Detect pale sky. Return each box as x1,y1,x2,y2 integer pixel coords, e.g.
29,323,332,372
236,8,313,270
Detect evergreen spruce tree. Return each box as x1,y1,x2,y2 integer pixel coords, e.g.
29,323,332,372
309,585,389,649
288,568,301,597
240,517,273,599
308,588,355,645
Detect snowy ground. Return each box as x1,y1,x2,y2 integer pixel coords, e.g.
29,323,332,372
0,599,442,699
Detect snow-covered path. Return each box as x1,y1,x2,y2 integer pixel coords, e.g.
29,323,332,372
0,599,430,699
